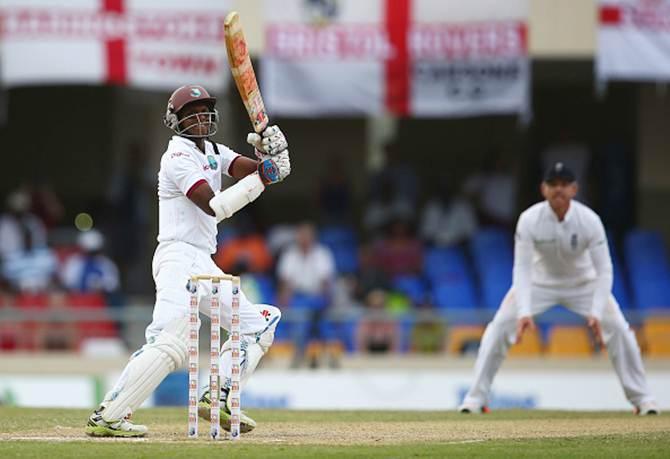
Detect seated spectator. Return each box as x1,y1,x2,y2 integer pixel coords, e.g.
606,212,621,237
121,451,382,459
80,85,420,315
2,229,58,293
353,245,391,302
214,217,272,274
420,181,478,247
356,290,400,353
371,219,423,279
410,307,446,354
277,222,336,367
0,190,47,260
60,230,120,296
363,176,414,238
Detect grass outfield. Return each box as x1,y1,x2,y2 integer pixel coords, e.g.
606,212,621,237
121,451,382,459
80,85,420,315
0,408,668,458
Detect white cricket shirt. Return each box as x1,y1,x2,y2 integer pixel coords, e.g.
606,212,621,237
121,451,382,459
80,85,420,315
157,136,239,254
513,200,613,319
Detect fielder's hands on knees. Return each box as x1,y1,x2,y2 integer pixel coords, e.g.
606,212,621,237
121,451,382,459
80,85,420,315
587,316,604,346
515,316,535,344
258,150,291,185
247,125,288,157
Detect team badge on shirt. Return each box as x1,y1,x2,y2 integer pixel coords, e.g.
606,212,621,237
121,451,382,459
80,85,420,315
571,234,578,250
207,155,218,171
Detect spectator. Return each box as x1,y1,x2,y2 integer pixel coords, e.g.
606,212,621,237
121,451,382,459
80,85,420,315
60,230,120,296
371,219,423,279
353,245,391,302
464,151,518,230
2,227,58,293
355,290,400,353
277,222,336,367
363,175,414,238
420,181,478,247
214,217,272,274
0,190,47,260
27,180,65,229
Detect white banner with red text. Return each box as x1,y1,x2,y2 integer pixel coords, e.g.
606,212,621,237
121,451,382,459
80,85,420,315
597,0,670,82
261,0,530,118
0,0,230,92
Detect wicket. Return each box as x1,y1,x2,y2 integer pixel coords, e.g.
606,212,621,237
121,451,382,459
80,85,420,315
188,275,241,441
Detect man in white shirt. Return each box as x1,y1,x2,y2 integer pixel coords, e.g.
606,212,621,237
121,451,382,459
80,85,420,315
458,162,658,416
86,84,291,437
277,222,336,366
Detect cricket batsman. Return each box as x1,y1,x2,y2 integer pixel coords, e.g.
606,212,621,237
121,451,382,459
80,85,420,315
459,162,659,415
86,84,290,437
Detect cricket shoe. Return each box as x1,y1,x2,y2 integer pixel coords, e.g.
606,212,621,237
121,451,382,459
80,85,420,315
635,401,660,416
198,390,257,433
458,402,490,414
85,408,148,437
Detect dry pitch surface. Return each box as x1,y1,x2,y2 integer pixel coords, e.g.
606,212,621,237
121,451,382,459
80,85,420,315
1,407,669,458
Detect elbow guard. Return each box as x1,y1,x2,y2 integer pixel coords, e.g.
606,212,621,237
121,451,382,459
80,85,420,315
209,173,265,222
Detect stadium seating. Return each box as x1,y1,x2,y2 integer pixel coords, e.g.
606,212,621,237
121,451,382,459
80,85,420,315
392,274,428,306
508,327,543,356
624,230,670,309
425,246,479,310
643,318,670,357
446,325,484,355
469,228,513,309
546,326,593,356
319,225,359,274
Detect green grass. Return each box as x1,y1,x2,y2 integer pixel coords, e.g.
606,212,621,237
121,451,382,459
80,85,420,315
1,408,668,458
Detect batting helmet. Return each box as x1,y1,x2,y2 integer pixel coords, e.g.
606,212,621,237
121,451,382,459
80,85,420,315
163,85,219,138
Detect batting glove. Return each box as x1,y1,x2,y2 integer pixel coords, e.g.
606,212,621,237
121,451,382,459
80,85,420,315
258,150,291,185
247,125,288,157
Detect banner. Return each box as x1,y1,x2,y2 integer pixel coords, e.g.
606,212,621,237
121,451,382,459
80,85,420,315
262,0,530,118
0,0,230,92
597,0,670,82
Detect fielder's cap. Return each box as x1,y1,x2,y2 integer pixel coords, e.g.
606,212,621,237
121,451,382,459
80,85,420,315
544,162,576,183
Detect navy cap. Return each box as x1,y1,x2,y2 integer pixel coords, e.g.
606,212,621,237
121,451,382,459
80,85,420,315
544,162,576,183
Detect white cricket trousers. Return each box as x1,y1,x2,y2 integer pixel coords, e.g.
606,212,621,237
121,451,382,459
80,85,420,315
146,241,270,339
462,282,656,408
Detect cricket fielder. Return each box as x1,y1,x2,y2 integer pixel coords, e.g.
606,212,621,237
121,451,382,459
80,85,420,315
459,162,659,415
86,85,290,437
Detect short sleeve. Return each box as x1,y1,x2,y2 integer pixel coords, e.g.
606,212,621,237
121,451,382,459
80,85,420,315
164,151,208,197
213,143,242,178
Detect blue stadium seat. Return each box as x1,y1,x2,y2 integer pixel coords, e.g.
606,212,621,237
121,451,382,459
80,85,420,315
432,277,478,310
625,230,670,309
319,225,357,247
423,246,469,284
319,319,357,352
470,227,513,270
332,245,358,274
319,225,358,274
392,275,427,306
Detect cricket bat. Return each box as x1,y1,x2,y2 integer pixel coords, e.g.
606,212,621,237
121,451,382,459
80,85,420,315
224,11,269,134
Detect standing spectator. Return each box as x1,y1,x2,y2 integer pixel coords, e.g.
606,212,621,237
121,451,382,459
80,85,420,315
0,190,47,260
60,230,120,295
464,152,518,230
277,222,336,367
355,290,400,353
420,181,478,247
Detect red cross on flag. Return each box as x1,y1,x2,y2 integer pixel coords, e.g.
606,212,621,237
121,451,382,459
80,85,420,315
597,0,670,83
0,0,230,92
261,0,530,119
